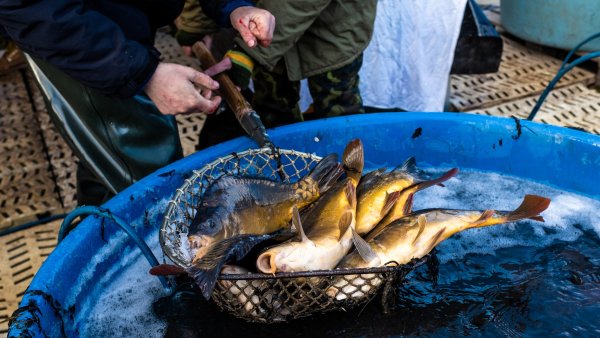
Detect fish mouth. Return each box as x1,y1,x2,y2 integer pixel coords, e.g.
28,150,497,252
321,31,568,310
189,235,213,262
256,252,277,274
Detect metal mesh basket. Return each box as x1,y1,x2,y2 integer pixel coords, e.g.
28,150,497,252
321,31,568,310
160,148,424,323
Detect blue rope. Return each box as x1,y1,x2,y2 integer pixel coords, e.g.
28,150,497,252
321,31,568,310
527,32,600,121
58,206,171,291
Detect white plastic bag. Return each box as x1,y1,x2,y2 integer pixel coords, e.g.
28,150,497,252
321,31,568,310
300,0,467,112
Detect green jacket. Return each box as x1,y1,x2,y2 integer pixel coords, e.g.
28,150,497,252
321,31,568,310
178,0,377,81
175,0,220,46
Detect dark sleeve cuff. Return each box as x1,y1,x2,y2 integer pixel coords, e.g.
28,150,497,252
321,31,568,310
119,47,160,98
201,0,254,28
175,30,208,47
220,1,253,27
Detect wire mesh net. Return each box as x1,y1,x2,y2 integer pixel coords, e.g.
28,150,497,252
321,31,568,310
161,148,425,323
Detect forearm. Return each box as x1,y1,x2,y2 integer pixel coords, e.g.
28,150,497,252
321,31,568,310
0,1,157,98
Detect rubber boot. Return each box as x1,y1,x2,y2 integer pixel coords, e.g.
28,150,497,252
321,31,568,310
27,56,183,195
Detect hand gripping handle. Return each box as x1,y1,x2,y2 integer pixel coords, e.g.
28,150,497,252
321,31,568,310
191,41,272,148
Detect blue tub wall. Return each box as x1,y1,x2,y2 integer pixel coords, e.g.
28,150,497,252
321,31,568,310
8,113,600,337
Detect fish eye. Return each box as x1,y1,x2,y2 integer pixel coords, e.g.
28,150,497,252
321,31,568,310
203,219,216,229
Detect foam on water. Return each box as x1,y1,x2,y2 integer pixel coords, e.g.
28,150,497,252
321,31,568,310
80,249,168,337
411,169,599,264
78,170,600,336
78,198,172,337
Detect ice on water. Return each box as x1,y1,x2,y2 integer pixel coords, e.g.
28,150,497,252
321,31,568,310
81,169,600,337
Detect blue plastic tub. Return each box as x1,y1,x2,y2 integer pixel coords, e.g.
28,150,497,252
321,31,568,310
501,0,600,51
8,113,600,336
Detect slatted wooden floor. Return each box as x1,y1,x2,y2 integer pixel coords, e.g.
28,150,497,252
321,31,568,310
1,25,600,336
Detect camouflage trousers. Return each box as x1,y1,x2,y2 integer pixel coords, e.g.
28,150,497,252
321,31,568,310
252,54,365,128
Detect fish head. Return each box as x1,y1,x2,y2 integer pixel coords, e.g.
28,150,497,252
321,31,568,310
188,234,215,262
256,242,310,274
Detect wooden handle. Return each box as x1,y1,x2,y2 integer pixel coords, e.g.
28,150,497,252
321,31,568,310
191,41,253,118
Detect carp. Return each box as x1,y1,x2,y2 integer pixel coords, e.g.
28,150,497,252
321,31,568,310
256,139,364,273
328,194,551,300
187,153,344,298
355,158,458,235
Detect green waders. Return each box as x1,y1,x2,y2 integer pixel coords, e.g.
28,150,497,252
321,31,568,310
28,56,183,200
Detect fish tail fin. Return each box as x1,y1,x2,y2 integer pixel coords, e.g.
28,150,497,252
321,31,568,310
186,233,279,299
306,153,344,194
342,139,364,183
473,195,551,228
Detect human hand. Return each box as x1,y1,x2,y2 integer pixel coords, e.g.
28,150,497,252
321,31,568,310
144,63,221,115
230,6,275,48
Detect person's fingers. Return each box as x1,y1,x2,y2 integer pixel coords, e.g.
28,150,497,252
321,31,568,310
236,23,257,48
200,87,212,99
230,7,275,48
182,46,192,57
191,71,219,90
204,58,232,77
202,35,213,51
192,95,222,115
250,15,275,47
258,38,272,48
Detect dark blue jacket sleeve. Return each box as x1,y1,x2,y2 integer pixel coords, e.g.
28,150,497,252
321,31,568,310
200,0,254,28
0,0,159,98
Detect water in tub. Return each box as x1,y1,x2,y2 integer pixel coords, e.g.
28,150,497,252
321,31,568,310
81,169,600,337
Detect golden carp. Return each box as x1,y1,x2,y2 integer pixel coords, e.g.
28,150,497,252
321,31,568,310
328,195,551,299
355,158,458,235
376,168,459,230
187,153,343,298
256,139,364,273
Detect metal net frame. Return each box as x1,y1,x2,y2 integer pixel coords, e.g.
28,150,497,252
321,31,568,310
160,147,425,323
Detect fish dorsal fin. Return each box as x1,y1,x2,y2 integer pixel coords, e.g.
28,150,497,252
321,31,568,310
397,157,417,172
351,228,381,265
382,191,402,217
345,180,357,209
338,211,354,239
342,139,364,183
361,168,386,183
411,215,427,245
395,157,429,181
472,209,495,227
292,205,309,242
424,226,446,254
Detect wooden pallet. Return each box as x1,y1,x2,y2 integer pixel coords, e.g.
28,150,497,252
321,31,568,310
0,219,60,336
0,71,64,230
468,83,600,134
450,36,596,112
